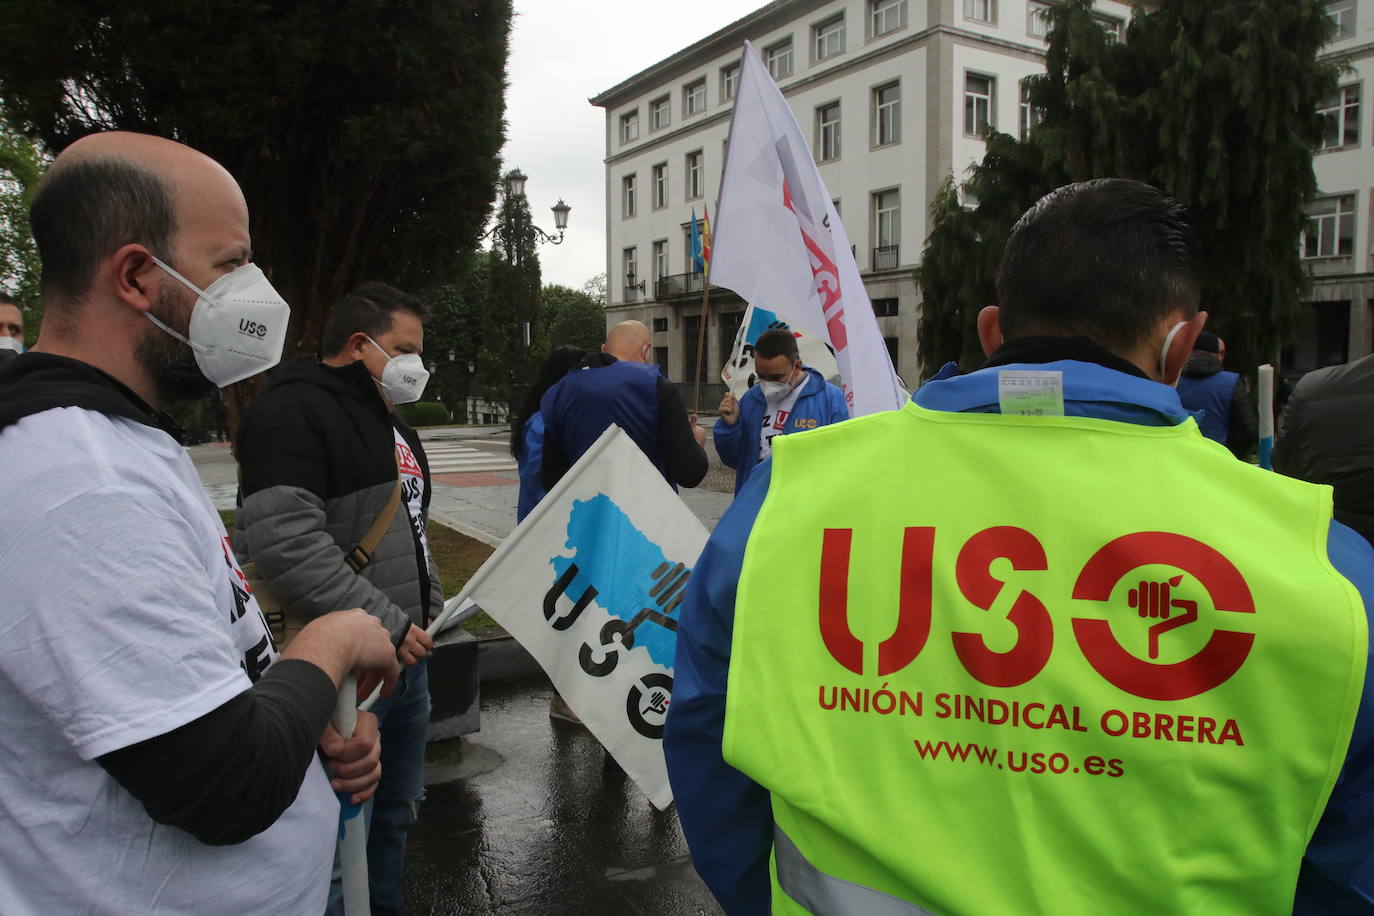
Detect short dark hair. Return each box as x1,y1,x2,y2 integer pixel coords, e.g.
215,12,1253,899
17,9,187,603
512,346,587,459
755,327,799,361
320,282,428,356
30,156,176,304
996,179,1201,354
0,293,18,309
1193,330,1220,354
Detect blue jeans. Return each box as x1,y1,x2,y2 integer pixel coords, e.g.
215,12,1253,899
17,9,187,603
326,657,430,916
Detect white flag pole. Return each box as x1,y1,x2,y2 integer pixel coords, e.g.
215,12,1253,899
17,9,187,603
334,674,370,916
1257,364,1275,470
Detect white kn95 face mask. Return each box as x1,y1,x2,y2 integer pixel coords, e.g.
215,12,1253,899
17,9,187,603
148,257,291,387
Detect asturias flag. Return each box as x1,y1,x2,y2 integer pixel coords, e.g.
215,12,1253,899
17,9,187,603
439,426,709,809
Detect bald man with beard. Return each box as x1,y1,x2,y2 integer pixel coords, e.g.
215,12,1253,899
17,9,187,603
0,132,399,914
540,319,708,490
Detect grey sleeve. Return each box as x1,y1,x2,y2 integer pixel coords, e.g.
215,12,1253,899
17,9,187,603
237,485,412,645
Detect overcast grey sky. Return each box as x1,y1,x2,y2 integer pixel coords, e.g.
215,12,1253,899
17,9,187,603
496,0,750,291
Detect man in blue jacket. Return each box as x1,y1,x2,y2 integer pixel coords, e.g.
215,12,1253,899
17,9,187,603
1177,330,1257,458
714,327,848,494
541,320,707,490
664,179,1374,914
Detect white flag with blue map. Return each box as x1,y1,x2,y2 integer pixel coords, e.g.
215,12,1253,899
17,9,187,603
460,425,708,809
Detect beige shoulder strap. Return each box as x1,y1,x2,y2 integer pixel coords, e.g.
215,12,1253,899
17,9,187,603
344,478,403,572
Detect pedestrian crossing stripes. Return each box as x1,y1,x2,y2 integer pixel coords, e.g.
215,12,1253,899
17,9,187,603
421,441,518,474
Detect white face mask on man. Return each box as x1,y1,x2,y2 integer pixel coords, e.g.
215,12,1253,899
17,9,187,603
759,364,801,402
367,337,430,404
148,257,291,387
1158,320,1188,387
0,336,22,354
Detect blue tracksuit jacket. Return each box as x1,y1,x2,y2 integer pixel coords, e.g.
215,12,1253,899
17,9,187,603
664,359,1374,915
712,367,848,494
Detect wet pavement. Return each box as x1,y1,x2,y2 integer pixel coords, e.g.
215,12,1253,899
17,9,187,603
406,677,723,915
188,424,734,914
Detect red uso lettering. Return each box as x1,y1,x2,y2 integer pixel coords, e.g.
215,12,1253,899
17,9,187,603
950,526,1053,688
1072,532,1255,701
816,526,1257,702
819,527,933,676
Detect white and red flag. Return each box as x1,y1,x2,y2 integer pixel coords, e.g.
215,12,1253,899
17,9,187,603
710,41,905,416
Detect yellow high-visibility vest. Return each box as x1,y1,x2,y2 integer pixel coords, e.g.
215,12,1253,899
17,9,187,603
724,400,1366,914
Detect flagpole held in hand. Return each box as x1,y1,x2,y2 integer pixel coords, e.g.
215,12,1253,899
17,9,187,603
334,674,371,916
1257,364,1275,470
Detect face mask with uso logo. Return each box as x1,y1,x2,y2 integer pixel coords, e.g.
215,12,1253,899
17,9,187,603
367,337,430,404
147,257,291,387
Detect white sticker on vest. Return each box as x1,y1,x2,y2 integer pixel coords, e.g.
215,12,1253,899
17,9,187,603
998,370,1065,416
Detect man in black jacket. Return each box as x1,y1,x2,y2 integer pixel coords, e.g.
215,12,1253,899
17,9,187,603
0,131,397,914
235,283,442,915
1276,353,1374,546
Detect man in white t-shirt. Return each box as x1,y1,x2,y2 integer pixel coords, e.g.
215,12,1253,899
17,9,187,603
0,131,399,914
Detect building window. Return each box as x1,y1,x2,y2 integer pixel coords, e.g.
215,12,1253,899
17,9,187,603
652,163,668,209
817,102,841,162
622,173,637,218
1301,194,1356,258
652,316,669,333
722,63,740,101
684,78,707,117
766,38,794,80
1093,13,1123,41
832,198,841,216
1319,85,1361,150
814,14,845,61
965,73,994,135
874,82,900,146
872,297,899,317
872,0,907,36
1027,0,1051,37
653,346,670,375
620,111,639,144
623,247,639,295
653,239,669,280
686,149,704,200
683,225,695,271
1019,79,1043,140
964,0,995,24
1327,0,1357,39
872,189,900,268
961,183,979,209
650,95,670,131
884,336,899,367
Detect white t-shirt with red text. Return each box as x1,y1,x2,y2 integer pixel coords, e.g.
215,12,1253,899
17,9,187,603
0,407,336,914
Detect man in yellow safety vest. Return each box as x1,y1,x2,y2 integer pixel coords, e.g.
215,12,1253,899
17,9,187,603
664,178,1374,915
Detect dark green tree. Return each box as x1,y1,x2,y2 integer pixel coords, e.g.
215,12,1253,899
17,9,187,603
917,0,1338,377
0,0,512,399
0,119,46,339
480,173,542,408
542,283,607,352
421,250,491,418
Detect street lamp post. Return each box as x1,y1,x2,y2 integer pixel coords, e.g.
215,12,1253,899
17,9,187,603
482,168,571,419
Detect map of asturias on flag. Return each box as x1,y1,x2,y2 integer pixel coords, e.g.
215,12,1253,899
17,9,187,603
459,427,708,808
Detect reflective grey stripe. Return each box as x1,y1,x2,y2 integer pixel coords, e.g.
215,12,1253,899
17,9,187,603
774,826,937,916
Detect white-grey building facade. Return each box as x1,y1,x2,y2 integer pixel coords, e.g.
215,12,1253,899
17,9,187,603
591,0,1136,392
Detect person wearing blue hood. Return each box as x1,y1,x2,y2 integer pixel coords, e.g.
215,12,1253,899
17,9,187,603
712,327,848,495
